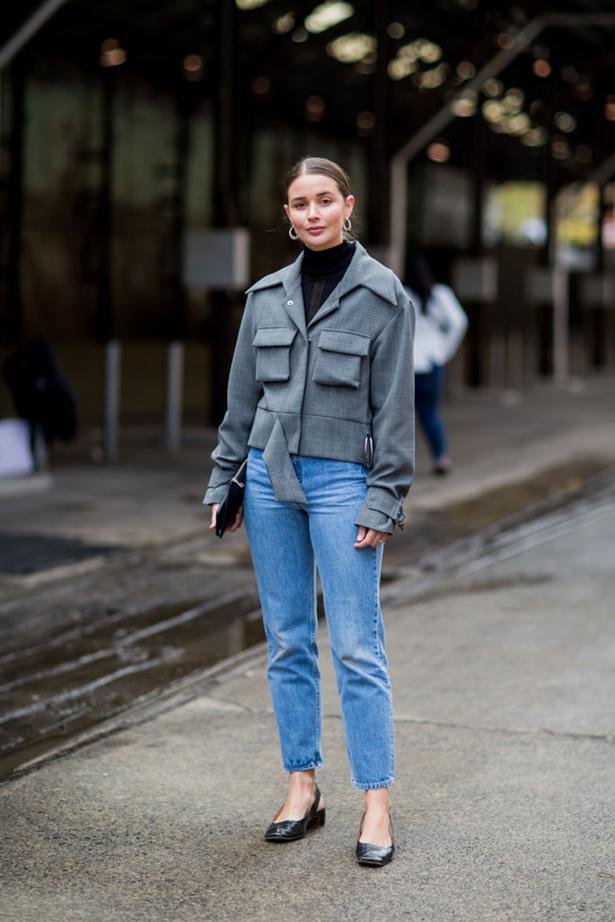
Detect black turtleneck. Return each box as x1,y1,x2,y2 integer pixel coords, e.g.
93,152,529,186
301,240,355,325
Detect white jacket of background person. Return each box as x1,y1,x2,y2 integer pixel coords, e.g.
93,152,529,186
406,283,468,374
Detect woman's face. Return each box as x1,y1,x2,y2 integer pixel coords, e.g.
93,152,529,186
284,173,354,251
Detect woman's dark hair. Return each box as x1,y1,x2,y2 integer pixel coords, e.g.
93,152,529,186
405,254,435,312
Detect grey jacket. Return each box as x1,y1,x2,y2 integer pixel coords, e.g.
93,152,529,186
203,241,415,534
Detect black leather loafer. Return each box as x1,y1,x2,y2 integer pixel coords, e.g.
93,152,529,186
356,812,395,867
264,784,325,842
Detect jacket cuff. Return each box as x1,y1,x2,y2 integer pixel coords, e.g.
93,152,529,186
362,487,406,522
354,506,395,535
202,483,230,506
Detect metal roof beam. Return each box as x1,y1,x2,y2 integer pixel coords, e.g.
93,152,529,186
389,11,615,276
0,0,71,71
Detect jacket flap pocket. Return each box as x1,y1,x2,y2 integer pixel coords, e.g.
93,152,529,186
318,330,370,356
253,327,297,348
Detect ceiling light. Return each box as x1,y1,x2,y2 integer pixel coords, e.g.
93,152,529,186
251,75,271,94
503,88,524,111
482,99,505,122
521,127,548,147
388,58,416,80
573,79,593,101
274,13,295,33
415,64,447,90
356,110,375,136
506,113,530,135
418,40,442,64
398,42,419,62
427,140,450,163
183,54,202,72
236,0,269,8
327,32,376,63
292,27,309,42
496,33,513,49
305,95,326,120
305,3,354,34
483,78,503,97
356,110,375,130
575,146,592,164
387,22,405,40
183,54,203,80
451,90,477,117
456,61,475,80
100,39,126,67
554,111,576,133
533,59,551,78
551,137,570,160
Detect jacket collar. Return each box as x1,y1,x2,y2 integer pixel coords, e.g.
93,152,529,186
246,241,398,301
246,242,398,339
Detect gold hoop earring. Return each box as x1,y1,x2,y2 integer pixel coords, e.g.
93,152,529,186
289,225,299,240
343,216,352,232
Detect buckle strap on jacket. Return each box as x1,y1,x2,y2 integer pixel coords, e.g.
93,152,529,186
262,416,307,504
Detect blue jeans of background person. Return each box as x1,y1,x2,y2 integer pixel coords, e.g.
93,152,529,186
414,365,446,461
243,447,395,790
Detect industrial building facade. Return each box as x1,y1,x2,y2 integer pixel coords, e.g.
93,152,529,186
1,1,614,436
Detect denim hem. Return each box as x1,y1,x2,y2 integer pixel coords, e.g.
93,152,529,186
351,777,394,790
284,760,324,773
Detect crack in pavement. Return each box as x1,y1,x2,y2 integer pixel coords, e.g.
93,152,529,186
204,696,615,745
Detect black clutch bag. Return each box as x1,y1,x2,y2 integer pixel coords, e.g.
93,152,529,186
215,459,247,538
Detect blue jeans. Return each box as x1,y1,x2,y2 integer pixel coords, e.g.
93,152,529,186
414,365,447,461
243,447,395,789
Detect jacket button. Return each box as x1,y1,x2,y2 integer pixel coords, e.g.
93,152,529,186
287,299,293,305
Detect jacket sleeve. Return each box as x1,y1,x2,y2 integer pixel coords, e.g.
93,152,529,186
354,293,415,535
203,293,262,505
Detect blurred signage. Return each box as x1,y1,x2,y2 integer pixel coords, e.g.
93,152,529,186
419,166,471,248
182,228,250,290
579,273,615,309
452,257,498,302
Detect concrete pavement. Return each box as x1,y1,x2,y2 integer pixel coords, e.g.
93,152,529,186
2,484,615,919
1,378,615,921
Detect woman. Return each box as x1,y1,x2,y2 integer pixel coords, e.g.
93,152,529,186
405,255,467,475
204,157,415,866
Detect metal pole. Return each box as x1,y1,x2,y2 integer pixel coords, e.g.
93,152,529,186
0,0,72,71
388,12,615,276
211,0,241,425
367,0,389,246
4,62,25,343
98,71,118,459
165,92,189,453
103,340,121,462
552,268,569,385
165,341,184,454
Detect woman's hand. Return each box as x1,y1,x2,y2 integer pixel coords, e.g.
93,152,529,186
209,502,244,533
353,526,389,549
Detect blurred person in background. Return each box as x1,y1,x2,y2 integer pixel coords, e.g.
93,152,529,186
204,157,415,866
405,255,467,476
